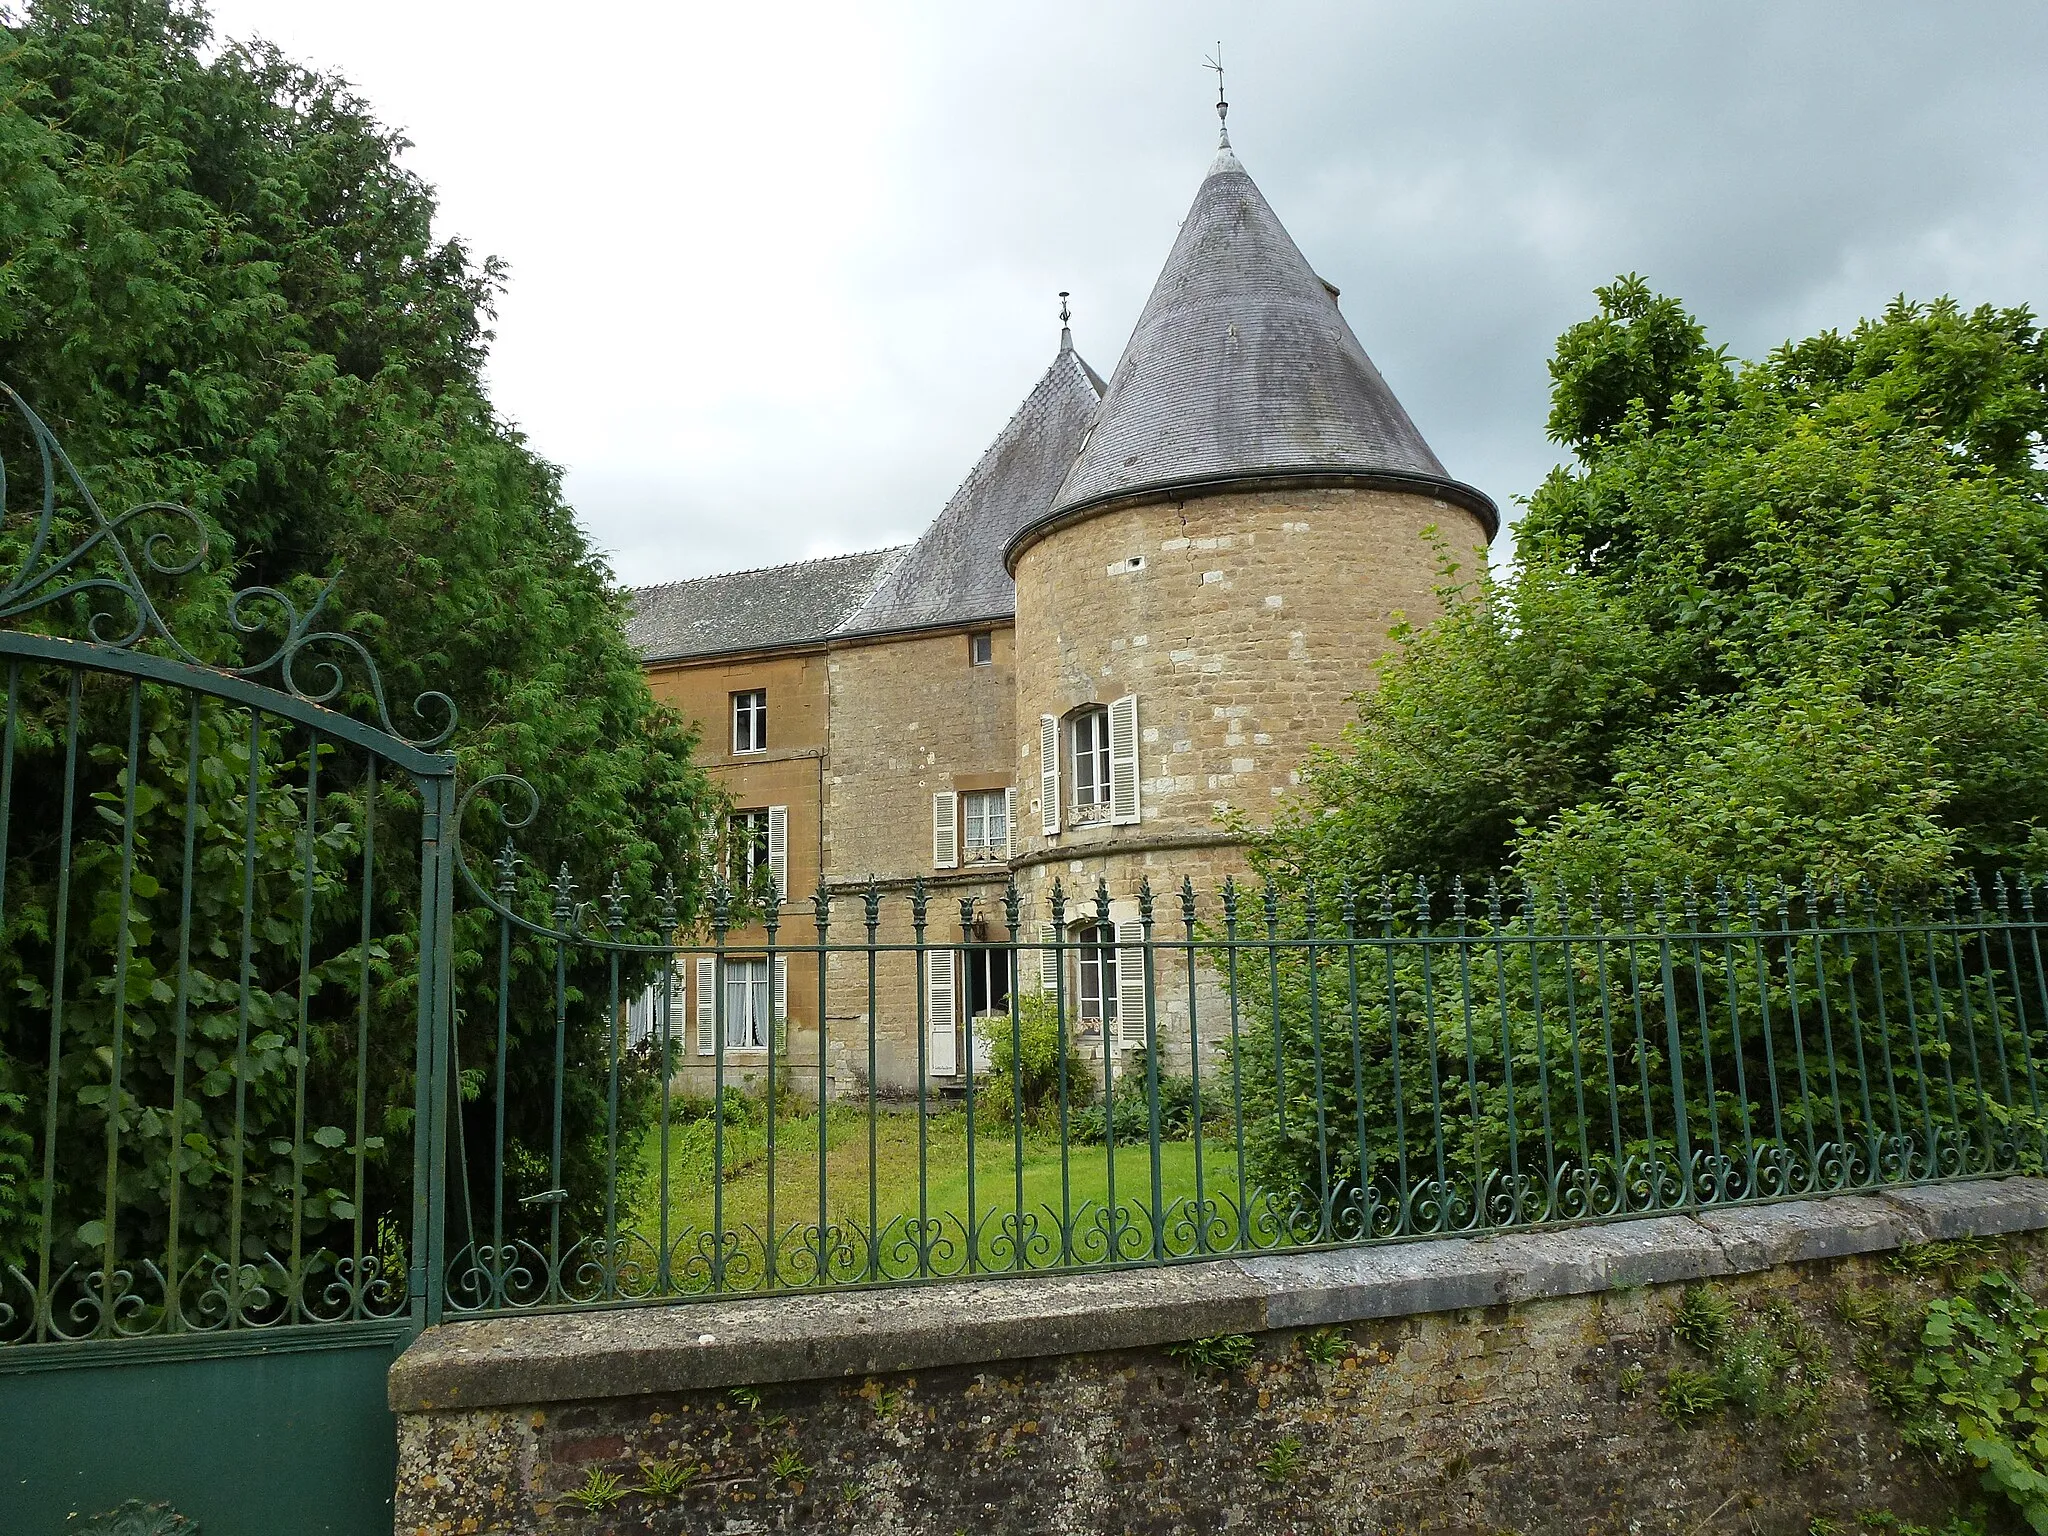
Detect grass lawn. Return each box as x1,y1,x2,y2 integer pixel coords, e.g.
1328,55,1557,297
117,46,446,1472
619,1104,1265,1283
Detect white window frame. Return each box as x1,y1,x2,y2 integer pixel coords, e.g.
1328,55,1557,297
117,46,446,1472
1071,707,1111,811
961,788,1009,863
729,808,770,890
732,689,767,754
723,957,771,1051
969,631,993,666
1076,921,1117,1027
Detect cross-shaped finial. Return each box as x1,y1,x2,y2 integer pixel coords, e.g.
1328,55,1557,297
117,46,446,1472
1204,42,1229,147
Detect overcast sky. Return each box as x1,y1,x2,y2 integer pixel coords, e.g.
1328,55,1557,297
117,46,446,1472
202,2,2048,587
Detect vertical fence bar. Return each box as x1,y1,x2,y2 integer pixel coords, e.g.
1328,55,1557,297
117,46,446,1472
763,894,780,1289
1098,880,1119,1259
163,693,201,1328
1511,884,1545,1223
1140,882,1164,1262
225,708,264,1324
1711,882,1757,1199
1380,885,1411,1237
911,881,931,1277
1005,885,1028,1272
1340,884,1366,1243
1588,890,1626,1215
95,682,143,1327
34,672,80,1338
348,757,377,1317
1653,885,1694,1208
710,886,729,1290
1221,882,1247,1249
286,726,320,1319
957,896,978,1274
1682,886,1723,1199
1051,881,1074,1266
863,883,881,1282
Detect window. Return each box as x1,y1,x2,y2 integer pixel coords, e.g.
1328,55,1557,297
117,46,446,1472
723,958,770,1049
962,789,1007,862
729,809,770,890
732,689,767,753
969,631,993,666
1071,707,1111,810
967,945,1012,1017
1076,922,1117,1027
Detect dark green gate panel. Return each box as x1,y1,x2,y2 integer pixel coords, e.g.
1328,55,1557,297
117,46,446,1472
0,1329,406,1536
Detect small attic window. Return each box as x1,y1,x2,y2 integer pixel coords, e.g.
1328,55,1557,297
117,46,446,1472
1317,275,1341,302
969,631,993,666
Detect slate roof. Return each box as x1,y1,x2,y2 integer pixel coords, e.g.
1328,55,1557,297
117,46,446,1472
628,546,905,663
835,333,1106,637
1041,143,1496,535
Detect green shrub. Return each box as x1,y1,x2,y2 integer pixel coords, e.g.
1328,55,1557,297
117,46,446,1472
972,994,1094,1126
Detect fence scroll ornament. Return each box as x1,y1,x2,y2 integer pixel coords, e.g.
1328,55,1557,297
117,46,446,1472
0,386,458,1349
0,383,455,749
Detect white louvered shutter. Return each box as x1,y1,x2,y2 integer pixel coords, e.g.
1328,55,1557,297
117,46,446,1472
695,956,716,1054
927,948,958,1075
1115,919,1149,1050
772,955,787,1023
1109,695,1140,826
998,787,1014,858
932,790,959,870
1039,714,1060,838
1038,922,1060,993
766,805,788,901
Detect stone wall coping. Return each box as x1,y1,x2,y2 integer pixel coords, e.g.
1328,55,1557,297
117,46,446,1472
388,1179,2048,1412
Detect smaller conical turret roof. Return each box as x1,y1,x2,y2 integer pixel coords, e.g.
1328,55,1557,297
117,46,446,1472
1031,141,1494,541
836,330,1105,637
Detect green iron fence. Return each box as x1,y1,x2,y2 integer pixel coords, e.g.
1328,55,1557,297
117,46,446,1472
442,776,2048,1313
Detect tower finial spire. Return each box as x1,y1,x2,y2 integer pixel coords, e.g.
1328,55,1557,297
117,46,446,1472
1058,290,1072,351
1205,42,1229,148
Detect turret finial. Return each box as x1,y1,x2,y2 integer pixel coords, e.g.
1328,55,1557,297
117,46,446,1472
1058,290,1072,352
1205,42,1229,148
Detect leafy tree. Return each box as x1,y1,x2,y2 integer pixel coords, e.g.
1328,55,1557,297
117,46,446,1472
1261,282,2048,896
0,0,716,1300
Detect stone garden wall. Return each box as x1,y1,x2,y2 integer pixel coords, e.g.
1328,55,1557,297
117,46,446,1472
389,1181,2048,1535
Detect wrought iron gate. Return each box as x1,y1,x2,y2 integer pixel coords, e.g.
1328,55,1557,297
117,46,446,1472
0,388,456,1535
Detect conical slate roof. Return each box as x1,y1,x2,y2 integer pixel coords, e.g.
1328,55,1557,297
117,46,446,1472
836,333,1105,636
1037,143,1494,537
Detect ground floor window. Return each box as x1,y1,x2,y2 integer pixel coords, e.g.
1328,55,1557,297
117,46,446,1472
968,945,1012,1017
1076,922,1117,1027
724,958,770,1049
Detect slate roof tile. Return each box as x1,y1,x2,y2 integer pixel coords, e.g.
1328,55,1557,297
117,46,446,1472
627,546,905,663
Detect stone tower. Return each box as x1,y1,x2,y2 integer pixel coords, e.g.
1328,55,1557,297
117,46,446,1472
1004,124,1496,1056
